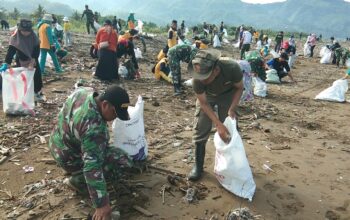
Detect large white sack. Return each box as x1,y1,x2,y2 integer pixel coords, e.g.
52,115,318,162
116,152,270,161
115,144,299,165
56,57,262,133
252,77,267,97
319,46,327,57
233,41,240,48
315,79,348,102
2,67,35,115
238,60,253,103
265,69,281,84
213,34,221,48
134,48,142,59
112,96,148,160
304,43,311,57
214,117,256,201
94,21,101,30
320,48,332,64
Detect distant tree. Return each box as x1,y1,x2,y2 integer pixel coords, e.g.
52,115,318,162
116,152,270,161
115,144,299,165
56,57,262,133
0,7,8,20
32,4,46,20
72,10,80,21
9,8,21,20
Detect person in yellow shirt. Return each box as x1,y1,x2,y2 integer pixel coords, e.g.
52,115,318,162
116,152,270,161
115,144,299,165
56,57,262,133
168,20,178,48
254,31,259,43
62,17,72,47
152,58,172,83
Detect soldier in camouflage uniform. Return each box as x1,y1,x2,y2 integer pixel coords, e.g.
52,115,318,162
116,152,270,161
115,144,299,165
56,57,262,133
49,85,132,220
81,5,97,34
167,44,198,95
335,47,350,67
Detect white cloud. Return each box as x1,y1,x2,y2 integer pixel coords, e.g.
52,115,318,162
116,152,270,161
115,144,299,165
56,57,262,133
241,0,287,4
345,0,350,2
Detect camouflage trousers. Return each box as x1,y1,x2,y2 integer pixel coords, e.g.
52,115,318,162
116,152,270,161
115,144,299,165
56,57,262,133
335,49,350,67
168,49,181,85
49,144,133,179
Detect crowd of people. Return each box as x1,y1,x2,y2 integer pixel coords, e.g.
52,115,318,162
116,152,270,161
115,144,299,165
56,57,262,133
1,8,350,220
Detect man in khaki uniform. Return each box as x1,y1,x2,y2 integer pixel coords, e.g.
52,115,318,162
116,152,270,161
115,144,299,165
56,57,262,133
188,49,243,181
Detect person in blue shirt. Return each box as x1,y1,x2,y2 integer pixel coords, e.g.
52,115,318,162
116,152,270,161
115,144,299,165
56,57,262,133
266,52,296,83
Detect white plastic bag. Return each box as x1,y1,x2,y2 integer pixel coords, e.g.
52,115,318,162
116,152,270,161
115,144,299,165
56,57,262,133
270,49,279,58
233,41,240,48
2,67,35,115
178,38,184,45
94,21,101,30
252,77,267,97
304,43,311,57
134,48,142,59
213,34,221,48
315,79,348,102
112,96,148,160
346,58,350,68
38,53,54,68
320,48,332,64
238,60,253,103
222,38,229,44
265,69,281,84
319,46,327,57
184,78,193,87
118,66,128,78
214,117,256,201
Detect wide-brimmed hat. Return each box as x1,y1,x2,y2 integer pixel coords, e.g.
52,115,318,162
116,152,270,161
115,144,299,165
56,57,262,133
189,49,221,80
63,16,69,22
42,14,53,22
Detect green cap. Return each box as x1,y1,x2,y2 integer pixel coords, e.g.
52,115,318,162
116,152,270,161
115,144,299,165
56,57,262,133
190,49,221,80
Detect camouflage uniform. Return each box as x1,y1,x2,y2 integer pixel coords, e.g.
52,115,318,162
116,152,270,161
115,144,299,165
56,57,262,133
49,88,132,208
167,44,198,86
335,47,350,67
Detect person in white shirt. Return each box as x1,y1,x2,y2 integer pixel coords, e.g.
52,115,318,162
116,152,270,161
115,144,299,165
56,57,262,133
240,27,252,59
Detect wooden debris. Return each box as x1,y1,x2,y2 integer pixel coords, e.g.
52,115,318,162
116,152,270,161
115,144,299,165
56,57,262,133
132,205,153,217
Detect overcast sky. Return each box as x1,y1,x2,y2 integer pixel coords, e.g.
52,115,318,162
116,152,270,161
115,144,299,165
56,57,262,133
241,0,286,4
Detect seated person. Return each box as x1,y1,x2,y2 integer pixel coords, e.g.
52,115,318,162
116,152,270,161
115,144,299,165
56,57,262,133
152,57,172,83
266,52,296,82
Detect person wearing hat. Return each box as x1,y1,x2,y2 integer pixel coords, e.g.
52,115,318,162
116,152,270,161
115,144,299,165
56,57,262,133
49,85,133,220
63,16,72,47
188,49,243,181
94,19,119,81
82,5,96,34
266,52,296,82
37,13,63,74
0,18,44,101
167,44,198,95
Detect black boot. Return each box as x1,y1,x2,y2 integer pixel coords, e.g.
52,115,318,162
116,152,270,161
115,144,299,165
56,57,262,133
174,83,183,96
188,142,206,181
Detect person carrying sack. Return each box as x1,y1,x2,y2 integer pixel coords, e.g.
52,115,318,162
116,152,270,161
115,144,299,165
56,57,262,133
187,49,244,181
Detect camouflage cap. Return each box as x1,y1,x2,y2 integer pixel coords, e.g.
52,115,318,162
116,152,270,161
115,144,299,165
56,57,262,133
190,49,221,80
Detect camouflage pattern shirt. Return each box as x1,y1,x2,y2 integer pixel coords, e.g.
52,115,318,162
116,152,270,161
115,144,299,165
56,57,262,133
49,88,110,208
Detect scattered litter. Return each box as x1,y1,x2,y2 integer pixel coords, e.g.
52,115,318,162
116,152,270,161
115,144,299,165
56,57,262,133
262,164,276,173
226,207,257,220
23,165,34,173
183,187,196,203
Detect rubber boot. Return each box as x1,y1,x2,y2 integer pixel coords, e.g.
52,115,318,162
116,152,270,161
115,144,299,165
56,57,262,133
188,142,206,181
174,83,183,96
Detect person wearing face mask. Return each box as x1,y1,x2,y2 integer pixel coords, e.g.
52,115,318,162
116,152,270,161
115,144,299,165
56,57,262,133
0,18,44,101
49,85,133,220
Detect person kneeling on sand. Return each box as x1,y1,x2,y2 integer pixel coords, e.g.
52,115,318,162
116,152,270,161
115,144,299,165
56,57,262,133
48,85,134,220
266,52,296,83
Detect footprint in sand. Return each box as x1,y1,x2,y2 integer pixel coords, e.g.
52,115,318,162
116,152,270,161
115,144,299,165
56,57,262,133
263,183,280,192
283,161,300,169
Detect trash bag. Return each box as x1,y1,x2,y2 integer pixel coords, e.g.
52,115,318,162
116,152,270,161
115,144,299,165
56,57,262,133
270,49,279,58
222,38,230,44
315,79,348,102
233,41,240,48
134,48,143,59
320,48,332,64
178,38,184,45
238,60,253,103
347,59,350,68
184,78,193,87
118,66,128,78
94,21,101,30
252,77,267,97
123,59,137,80
213,34,221,48
214,117,256,201
319,46,327,57
265,69,281,84
112,96,148,160
304,43,311,57
2,67,35,115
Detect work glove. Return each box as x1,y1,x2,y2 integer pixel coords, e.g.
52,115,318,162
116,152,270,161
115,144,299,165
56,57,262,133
0,63,8,72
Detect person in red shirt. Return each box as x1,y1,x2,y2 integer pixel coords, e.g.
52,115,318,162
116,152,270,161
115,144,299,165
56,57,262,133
94,20,119,81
